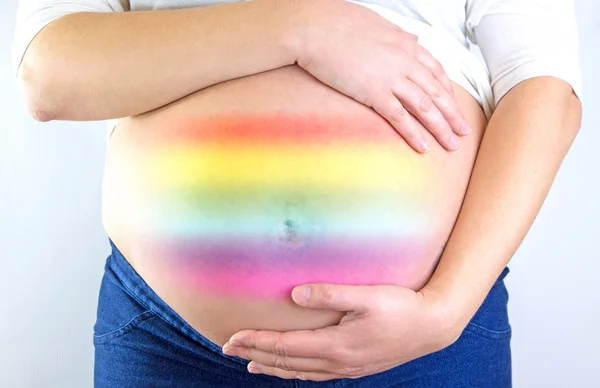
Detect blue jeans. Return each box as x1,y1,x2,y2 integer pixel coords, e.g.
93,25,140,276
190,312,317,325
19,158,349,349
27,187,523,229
94,239,512,387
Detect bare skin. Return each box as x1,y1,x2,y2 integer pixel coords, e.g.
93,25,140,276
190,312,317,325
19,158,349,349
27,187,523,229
17,0,468,152
102,64,487,347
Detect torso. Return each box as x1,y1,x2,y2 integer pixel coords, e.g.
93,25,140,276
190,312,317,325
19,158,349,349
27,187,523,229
102,64,486,347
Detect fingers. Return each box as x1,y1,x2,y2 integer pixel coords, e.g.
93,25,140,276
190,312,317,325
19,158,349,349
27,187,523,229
407,66,471,137
392,79,466,151
246,362,342,382
226,329,335,359
371,96,431,153
413,44,455,99
291,284,375,312
223,329,359,381
391,78,462,151
222,344,330,373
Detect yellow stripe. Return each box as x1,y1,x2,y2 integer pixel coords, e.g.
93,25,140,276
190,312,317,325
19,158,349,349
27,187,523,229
142,143,430,191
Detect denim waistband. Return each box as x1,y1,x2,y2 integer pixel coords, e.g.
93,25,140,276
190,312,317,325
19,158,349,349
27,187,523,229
105,238,245,365
105,237,510,364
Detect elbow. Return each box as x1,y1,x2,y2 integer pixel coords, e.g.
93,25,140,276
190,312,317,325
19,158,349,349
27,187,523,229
17,61,58,122
25,96,55,122
29,107,54,123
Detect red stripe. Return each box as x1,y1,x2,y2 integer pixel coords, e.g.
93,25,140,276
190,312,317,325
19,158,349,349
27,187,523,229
132,113,403,146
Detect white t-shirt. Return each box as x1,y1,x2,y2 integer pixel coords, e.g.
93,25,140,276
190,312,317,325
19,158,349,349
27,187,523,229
12,0,582,134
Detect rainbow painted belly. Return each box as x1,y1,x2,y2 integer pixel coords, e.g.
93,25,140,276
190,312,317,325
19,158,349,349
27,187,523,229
114,113,440,301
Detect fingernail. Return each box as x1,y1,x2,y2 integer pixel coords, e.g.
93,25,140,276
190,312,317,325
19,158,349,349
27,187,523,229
228,340,243,348
448,134,460,150
292,286,311,303
420,140,430,153
248,363,262,374
461,120,472,135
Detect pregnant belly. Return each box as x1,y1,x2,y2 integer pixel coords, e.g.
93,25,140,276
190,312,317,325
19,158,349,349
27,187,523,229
102,64,487,346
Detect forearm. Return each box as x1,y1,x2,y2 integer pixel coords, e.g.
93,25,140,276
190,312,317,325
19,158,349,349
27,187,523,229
17,0,299,122
425,76,582,328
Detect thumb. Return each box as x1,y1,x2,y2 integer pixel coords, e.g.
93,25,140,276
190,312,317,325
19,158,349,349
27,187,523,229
291,284,375,312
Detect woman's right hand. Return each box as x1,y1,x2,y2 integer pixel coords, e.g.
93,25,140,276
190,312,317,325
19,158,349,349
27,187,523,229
288,0,470,153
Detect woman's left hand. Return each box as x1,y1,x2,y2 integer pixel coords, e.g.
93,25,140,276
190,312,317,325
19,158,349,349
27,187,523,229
222,283,464,381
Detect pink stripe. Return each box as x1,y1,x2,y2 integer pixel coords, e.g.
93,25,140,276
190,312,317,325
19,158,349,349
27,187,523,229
169,259,432,299
133,236,438,299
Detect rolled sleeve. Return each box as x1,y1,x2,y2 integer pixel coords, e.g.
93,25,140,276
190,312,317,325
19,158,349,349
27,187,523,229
466,0,582,105
12,0,128,78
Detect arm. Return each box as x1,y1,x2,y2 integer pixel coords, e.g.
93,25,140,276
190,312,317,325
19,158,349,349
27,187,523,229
426,76,582,330
426,0,583,329
15,0,469,152
15,0,299,122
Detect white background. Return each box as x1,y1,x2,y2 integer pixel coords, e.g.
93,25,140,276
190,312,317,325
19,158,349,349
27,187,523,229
1,1,598,387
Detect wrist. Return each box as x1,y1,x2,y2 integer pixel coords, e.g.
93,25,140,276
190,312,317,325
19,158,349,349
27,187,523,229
419,283,473,346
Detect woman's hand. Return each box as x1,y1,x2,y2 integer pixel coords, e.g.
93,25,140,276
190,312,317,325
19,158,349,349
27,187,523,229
222,283,463,381
288,0,470,153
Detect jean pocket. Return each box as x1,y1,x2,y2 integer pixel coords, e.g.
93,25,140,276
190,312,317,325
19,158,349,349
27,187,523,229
464,320,512,341
93,267,156,345
463,273,512,341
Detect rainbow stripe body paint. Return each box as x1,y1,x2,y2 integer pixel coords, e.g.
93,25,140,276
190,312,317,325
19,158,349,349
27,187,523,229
123,113,439,300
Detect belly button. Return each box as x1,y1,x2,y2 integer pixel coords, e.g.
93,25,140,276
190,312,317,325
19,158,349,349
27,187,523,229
272,198,316,248
279,218,303,246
